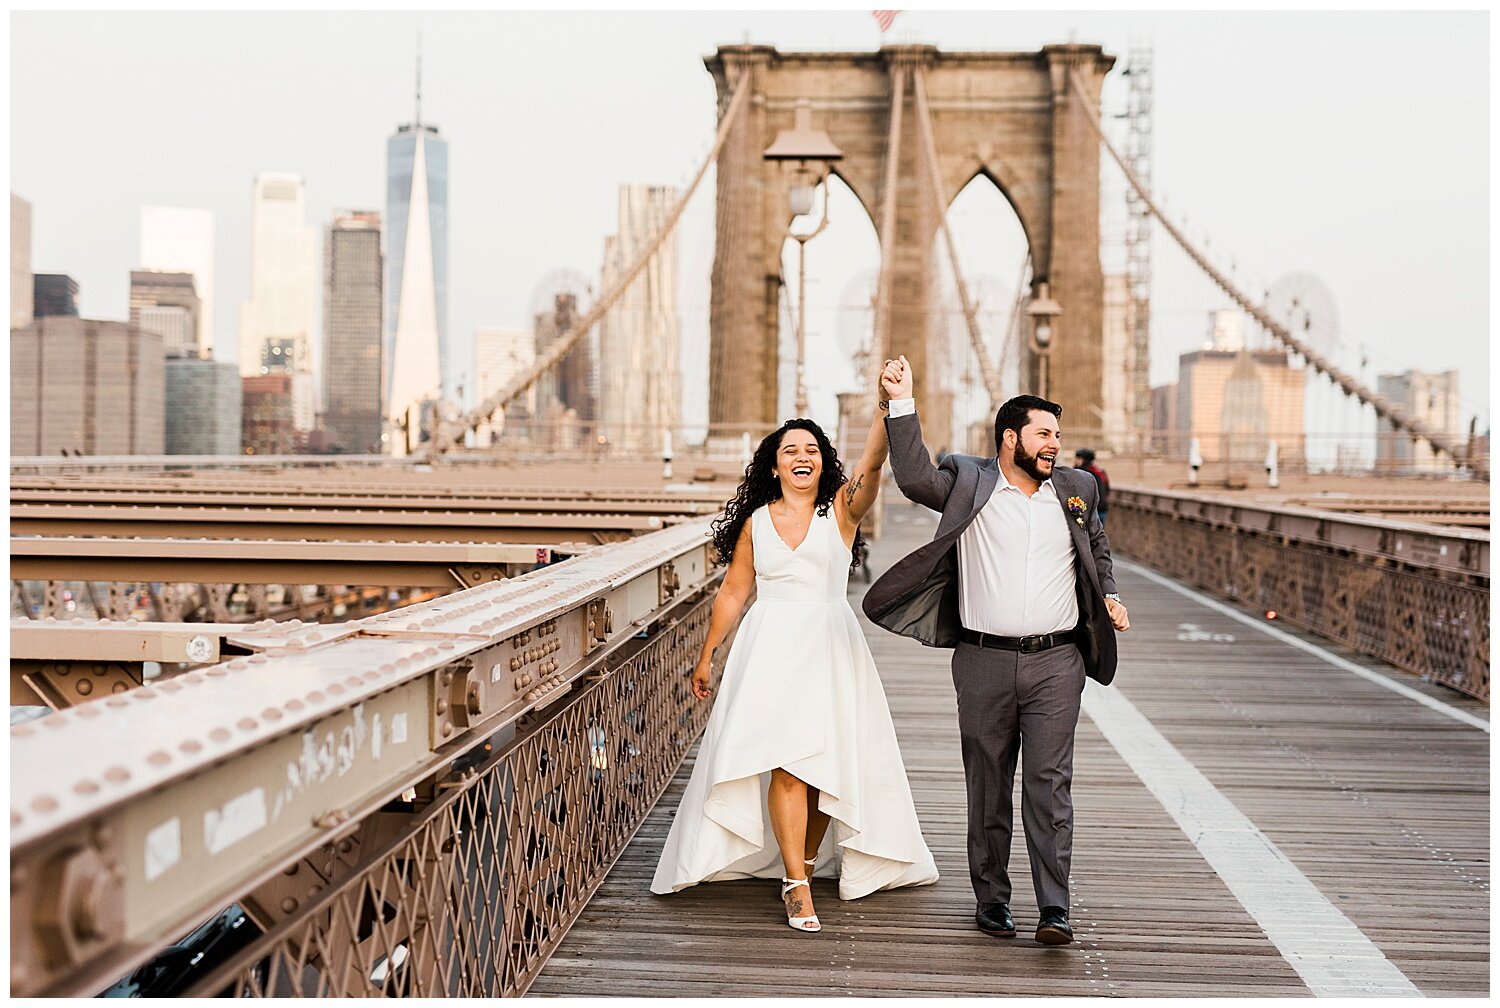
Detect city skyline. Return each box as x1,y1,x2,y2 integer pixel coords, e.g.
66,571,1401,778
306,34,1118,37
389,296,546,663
10,11,1489,433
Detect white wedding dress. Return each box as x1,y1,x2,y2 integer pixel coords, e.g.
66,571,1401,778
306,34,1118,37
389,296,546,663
651,503,938,900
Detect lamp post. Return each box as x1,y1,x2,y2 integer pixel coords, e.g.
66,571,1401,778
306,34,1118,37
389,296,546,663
1025,281,1062,400
764,98,843,418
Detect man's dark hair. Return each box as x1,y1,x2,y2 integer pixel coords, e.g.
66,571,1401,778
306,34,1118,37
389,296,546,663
993,395,1062,453
1074,447,1096,464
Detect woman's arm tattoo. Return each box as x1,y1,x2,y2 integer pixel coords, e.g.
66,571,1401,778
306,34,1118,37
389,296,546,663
843,474,864,507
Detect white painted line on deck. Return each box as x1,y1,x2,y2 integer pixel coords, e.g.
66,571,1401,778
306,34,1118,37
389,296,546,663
1117,558,1489,733
1082,683,1422,998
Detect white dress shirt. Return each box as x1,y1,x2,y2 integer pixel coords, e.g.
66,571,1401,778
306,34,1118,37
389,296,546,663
887,397,1079,636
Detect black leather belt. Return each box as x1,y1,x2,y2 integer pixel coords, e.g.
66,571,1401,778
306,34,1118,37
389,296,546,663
960,627,1078,654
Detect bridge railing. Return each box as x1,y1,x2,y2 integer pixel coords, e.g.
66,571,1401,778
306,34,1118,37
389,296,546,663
1110,487,1489,701
9,519,724,997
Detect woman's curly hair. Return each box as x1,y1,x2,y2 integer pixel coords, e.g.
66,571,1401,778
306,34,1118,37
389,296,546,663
709,418,865,570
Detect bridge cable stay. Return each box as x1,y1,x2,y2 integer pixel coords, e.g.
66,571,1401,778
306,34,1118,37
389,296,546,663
912,66,1003,413
870,63,909,383
1065,67,1483,477
422,72,754,459
999,251,1034,387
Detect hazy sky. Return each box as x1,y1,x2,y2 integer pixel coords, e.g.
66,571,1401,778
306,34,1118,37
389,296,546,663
10,10,1489,433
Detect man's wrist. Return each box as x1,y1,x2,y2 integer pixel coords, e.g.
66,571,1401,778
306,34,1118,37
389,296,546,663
887,397,916,418
1104,592,1123,604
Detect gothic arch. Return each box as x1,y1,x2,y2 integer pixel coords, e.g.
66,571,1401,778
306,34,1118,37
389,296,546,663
706,43,1114,452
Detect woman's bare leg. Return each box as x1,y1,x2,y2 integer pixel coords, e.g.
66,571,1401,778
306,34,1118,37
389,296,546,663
804,787,831,864
769,768,815,919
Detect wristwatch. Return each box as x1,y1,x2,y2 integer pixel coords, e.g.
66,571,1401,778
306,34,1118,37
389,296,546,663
1104,593,1123,604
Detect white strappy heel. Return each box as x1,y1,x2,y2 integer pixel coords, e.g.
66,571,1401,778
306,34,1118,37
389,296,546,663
780,877,821,932
774,856,818,901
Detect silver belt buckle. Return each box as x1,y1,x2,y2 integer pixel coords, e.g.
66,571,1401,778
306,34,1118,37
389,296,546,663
1019,634,1045,653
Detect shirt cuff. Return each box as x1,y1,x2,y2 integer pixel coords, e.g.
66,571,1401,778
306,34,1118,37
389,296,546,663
886,397,916,418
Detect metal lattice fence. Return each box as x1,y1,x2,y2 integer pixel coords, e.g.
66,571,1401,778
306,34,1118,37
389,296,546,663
1110,495,1488,702
184,597,714,997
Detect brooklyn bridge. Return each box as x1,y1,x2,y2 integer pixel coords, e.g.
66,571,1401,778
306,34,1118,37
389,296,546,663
9,39,1488,998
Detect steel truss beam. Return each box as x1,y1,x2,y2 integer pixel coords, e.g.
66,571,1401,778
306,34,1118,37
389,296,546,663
9,519,719,997
10,503,672,545
11,537,560,588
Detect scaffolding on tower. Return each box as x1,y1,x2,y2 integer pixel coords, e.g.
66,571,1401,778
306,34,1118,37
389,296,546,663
1122,45,1154,443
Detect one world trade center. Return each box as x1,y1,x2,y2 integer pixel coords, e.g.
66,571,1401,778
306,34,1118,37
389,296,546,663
384,71,448,455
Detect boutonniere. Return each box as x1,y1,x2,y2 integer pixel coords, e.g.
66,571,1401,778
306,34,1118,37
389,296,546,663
1066,496,1087,527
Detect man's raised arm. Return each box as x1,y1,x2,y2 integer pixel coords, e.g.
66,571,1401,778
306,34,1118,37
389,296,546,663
881,355,954,512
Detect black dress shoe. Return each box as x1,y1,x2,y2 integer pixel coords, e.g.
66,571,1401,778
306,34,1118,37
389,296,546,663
1035,906,1072,945
975,902,1015,937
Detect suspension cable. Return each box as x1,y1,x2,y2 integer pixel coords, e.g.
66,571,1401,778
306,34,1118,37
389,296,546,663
913,66,1002,412
1065,67,1481,476
871,63,908,381
423,72,754,459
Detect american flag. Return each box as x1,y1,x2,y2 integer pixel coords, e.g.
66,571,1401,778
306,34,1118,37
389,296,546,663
872,10,901,33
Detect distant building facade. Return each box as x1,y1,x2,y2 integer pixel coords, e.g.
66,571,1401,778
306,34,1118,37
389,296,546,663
1176,348,1305,465
597,184,680,454
1099,273,1131,447
239,172,317,432
473,326,535,446
12,194,32,326
1375,369,1461,474
11,317,164,456
166,358,241,455
1150,382,1178,454
130,270,201,358
324,210,384,454
33,274,79,318
385,118,448,453
139,205,215,357
242,372,298,456
533,292,594,448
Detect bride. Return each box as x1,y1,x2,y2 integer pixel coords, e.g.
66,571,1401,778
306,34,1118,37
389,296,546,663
651,362,938,932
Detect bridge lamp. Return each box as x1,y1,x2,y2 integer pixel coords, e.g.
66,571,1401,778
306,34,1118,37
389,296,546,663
1026,282,1063,399
764,98,844,417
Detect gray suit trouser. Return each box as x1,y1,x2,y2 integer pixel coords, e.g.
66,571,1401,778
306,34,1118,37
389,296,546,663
951,640,1086,910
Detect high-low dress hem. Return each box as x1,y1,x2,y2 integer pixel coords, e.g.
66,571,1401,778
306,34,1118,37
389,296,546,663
650,505,938,901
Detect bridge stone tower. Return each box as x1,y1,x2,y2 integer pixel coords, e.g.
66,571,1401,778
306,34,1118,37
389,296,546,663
706,43,1114,453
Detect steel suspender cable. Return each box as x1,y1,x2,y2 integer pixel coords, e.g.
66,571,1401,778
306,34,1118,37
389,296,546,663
913,66,1002,413
871,63,908,383
423,74,754,459
1066,67,1481,477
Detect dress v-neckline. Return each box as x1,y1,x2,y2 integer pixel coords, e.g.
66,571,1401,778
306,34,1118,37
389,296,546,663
766,502,816,553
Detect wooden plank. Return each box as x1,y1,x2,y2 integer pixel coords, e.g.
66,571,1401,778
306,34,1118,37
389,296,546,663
530,500,1489,997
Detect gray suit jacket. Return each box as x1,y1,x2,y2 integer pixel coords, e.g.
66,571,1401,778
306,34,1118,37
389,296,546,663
863,411,1120,685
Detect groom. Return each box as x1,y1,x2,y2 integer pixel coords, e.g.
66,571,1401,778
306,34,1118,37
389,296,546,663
864,356,1129,945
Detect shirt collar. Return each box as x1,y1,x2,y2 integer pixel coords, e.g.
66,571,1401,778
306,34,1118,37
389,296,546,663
997,468,1057,496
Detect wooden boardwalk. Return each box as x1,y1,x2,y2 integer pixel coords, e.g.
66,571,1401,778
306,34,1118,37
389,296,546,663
531,503,1489,997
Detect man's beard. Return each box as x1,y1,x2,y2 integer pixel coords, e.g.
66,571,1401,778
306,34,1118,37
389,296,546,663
1012,441,1053,483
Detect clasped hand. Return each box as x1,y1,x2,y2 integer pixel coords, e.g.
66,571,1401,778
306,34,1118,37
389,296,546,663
880,355,912,400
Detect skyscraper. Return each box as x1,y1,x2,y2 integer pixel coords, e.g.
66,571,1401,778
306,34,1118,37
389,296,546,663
385,79,448,454
166,358,241,455
12,194,32,327
533,291,593,447
33,274,79,318
597,184,681,454
1376,370,1461,474
129,270,200,358
1175,346,1305,465
139,205,215,358
11,317,164,456
239,172,318,431
325,211,384,454
473,326,534,446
